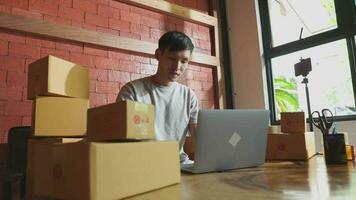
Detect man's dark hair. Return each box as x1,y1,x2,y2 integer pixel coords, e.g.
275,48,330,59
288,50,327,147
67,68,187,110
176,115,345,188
158,31,194,53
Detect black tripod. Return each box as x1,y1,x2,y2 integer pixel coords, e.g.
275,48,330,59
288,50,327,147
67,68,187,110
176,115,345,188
301,76,313,131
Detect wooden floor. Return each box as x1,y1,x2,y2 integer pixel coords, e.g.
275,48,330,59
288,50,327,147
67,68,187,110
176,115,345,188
128,156,356,200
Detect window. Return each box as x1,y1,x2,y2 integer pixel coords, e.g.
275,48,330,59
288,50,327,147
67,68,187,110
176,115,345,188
259,0,356,123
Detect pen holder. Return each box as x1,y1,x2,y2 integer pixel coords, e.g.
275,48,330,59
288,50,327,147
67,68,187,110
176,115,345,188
323,133,347,164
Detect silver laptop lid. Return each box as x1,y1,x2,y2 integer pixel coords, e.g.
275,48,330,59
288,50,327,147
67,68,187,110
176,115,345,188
192,109,270,173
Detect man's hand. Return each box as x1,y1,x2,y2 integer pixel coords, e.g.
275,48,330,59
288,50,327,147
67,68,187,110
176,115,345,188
184,123,197,160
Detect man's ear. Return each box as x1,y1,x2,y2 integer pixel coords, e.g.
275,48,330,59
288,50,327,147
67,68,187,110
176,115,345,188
154,49,161,60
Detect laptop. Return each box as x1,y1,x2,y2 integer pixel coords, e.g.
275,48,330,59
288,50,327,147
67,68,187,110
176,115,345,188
181,109,270,174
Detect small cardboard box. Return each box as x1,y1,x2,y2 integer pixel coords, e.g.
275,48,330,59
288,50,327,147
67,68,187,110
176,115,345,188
87,100,155,140
26,139,180,200
27,55,89,100
32,96,89,137
280,112,306,134
266,132,316,160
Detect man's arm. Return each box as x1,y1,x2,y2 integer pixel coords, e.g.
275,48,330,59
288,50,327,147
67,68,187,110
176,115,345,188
184,123,197,160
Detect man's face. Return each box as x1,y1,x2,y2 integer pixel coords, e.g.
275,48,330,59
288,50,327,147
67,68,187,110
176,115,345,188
155,48,191,83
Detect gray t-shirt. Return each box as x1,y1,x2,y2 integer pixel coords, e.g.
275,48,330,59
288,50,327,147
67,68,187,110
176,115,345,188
116,77,199,162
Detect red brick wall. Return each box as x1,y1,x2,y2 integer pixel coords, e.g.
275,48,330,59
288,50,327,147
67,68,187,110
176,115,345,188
0,0,215,143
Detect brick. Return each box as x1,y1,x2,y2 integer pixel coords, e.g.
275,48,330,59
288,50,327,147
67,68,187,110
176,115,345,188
4,101,32,116
0,87,22,100
140,34,154,43
202,81,213,91
89,92,107,107
84,44,108,57
25,37,42,47
188,65,201,72
141,17,159,29
40,39,56,48
140,63,157,75
201,100,214,109
85,12,108,27
130,23,149,35
0,115,22,132
108,51,133,61
56,41,83,53
69,52,95,67
116,60,140,73
192,30,209,41
89,68,108,81
0,40,8,56
96,26,119,36
196,0,209,12
6,71,27,87
96,81,118,93
25,58,36,73
193,71,208,81
29,0,59,16
0,4,11,13
97,0,109,5
98,4,120,19
150,28,164,40
132,55,150,64
95,57,118,69
107,93,117,103
0,0,29,9
0,70,5,86
120,10,140,24
187,80,202,90
0,101,4,115
108,18,130,32
195,90,209,101
43,14,71,25
22,115,32,126
0,131,8,143
41,47,69,58
201,67,212,73
12,8,43,19
58,6,84,22
0,31,26,44
73,0,97,13
89,80,95,92
109,1,130,11
130,73,145,81
198,40,211,51
9,43,41,59
108,70,130,82
0,56,26,72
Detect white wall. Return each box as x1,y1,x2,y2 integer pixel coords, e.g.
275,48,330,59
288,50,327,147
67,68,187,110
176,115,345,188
225,0,356,151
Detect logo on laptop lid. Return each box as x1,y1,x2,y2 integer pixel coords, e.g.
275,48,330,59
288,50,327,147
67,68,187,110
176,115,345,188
229,132,241,147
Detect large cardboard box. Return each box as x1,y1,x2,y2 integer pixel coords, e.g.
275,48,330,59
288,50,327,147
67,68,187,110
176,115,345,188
32,96,89,137
87,100,155,140
26,139,180,200
266,132,316,160
280,112,306,134
27,55,89,100
26,138,82,200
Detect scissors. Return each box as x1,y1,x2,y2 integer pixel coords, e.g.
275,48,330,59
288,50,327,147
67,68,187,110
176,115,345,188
311,108,334,136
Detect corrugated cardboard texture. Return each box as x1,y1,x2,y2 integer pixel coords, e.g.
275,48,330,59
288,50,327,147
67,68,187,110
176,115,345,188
280,112,306,134
266,132,316,160
87,100,155,140
32,96,89,136
27,55,89,99
28,140,180,200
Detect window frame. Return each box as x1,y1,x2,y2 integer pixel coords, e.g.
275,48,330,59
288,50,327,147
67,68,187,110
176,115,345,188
258,0,356,124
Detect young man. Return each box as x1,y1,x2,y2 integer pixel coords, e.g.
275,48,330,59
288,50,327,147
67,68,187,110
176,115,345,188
116,31,198,164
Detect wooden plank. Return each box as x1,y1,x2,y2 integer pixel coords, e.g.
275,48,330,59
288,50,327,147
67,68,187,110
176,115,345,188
0,12,218,67
117,0,217,27
210,0,226,109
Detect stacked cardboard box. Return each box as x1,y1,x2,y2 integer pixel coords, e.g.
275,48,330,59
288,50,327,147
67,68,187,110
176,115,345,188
266,112,317,160
26,55,180,200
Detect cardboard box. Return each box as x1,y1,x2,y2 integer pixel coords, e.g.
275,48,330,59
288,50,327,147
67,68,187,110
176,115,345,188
266,132,316,160
26,138,82,200
280,112,306,134
27,55,89,100
26,139,180,200
32,96,89,137
87,100,155,140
